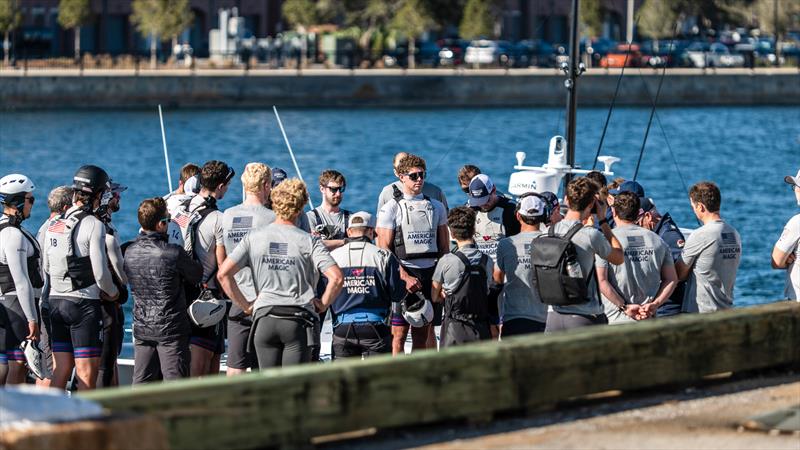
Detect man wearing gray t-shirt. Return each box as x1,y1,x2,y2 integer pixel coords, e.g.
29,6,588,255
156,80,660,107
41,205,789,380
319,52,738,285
676,182,742,313
493,193,549,336
222,163,276,375
307,170,350,250
596,192,677,324
545,178,624,332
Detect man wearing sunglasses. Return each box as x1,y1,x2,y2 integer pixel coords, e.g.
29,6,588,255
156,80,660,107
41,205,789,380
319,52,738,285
376,152,449,216
179,160,234,376
376,154,449,355
307,170,351,251
772,169,800,301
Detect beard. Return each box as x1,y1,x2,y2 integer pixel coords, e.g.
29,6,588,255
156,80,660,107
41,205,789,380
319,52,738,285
327,195,342,207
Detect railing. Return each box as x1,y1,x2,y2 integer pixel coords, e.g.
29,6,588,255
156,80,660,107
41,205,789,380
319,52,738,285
68,302,800,450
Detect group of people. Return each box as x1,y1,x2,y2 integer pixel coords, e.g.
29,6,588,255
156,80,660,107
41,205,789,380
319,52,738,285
0,152,797,390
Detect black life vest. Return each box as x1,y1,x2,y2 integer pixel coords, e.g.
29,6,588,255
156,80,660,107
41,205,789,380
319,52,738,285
444,251,490,323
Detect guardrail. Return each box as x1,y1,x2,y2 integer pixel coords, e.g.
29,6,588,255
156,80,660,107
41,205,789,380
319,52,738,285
76,302,799,449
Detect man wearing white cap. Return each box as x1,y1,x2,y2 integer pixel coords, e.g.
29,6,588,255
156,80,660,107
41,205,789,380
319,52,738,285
772,170,800,300
328,212,406,358
493,193,550,336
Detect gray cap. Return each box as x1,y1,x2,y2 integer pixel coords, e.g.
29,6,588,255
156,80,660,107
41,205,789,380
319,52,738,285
348,211,376,229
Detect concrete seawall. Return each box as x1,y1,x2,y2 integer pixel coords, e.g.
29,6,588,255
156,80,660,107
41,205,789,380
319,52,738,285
1,68,798,109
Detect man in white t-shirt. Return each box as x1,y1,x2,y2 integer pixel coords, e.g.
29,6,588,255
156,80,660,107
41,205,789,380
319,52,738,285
772,170,800,300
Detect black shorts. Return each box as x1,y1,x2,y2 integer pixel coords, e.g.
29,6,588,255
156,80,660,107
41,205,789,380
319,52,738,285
49,296,103,358
332,322,392,359
0,295,29,362
390,265,442,327
226,316,256,370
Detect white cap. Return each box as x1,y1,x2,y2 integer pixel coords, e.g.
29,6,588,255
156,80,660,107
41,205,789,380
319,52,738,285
518,194,547,218
183,175,200,195
348,211,376,229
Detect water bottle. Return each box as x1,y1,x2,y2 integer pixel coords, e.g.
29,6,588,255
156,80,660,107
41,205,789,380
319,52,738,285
566,257,583,279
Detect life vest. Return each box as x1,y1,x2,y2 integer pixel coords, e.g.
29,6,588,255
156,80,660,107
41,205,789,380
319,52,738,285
55,209,96,291
0,221,44,293
472,198,516,259
311,208,350,240
444,251,490,322
391,189,438,261
329,237,392,326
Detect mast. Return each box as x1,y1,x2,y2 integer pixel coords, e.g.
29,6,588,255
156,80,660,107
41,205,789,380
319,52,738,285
563,0,583,193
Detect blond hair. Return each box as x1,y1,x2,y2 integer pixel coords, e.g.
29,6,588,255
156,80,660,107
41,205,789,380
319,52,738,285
241,162,271,194
270,178,308,221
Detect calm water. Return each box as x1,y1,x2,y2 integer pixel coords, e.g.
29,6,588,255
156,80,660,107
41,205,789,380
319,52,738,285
1,106,798,310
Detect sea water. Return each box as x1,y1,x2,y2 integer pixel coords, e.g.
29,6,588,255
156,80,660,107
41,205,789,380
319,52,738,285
1,106,798,347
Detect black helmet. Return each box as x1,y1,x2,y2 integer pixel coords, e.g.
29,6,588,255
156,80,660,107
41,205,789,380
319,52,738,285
73,165,110,196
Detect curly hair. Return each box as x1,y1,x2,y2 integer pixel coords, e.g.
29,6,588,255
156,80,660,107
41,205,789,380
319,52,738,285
396,153,426,176
318,169,346,187
612,191,640,222
242,162,272,194
270,178,309,221
566,177,599,212
447,206,476,241
689,181,721,213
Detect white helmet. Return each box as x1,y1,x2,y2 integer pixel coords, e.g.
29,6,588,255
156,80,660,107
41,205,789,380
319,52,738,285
188,290,227,328
0,174,35,209
402,292,434,328
20,339,51,381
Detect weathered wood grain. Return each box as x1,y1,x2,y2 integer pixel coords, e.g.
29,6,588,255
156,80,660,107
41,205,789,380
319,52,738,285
80,302,800,449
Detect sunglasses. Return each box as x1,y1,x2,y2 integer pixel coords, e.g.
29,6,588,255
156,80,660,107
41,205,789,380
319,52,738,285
324,185,346,194
405,171,426,181
25,196,35,205
224,167,236,184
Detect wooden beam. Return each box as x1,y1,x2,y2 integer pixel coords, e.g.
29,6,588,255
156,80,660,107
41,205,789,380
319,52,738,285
80,302,800,449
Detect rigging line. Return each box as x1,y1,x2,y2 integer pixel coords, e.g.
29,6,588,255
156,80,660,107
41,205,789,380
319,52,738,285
591,11,643,170
633,22,679,182
633,72,688,193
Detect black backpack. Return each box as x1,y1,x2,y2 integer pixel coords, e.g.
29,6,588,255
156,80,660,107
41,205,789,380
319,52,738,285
530,223,593,306
444,251,490,322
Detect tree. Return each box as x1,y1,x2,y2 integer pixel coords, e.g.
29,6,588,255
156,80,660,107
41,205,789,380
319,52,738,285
751,0,800,62
58,0,91,61
459,0,493,40
390,0,434,69
638,0,681,40
131,0,193,69
282,0,320,68
0,0,21,66
580,0,605,38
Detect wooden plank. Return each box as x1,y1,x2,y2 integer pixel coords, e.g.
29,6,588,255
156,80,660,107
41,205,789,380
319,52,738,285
79,302,800,449
0,415,168,450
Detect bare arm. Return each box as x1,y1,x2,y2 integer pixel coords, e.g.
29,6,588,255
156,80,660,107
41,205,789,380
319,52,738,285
597,266,625,310
651,263,678,308
431,280,445,303
376,226,420,292
600,224,624,265
675,258,692,281
492,267,505,285
436,224,450,258
215,244,227,274
217,258,253,315
772,246,796,269
319,264,344,308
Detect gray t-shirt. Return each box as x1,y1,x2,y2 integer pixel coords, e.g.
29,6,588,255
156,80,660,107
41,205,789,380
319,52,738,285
306,207,348,240
680,220,741,313
222,203,276,300
596,224,673,323
433,245,494,294
187,195,225,289
376,193,447,269
496,231,547,323
228,223,337,313
551,219,613,316
775,213,800,300
376,180,449,216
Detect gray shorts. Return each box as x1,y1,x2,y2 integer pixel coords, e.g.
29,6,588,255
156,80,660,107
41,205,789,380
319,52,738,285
133,336,190,384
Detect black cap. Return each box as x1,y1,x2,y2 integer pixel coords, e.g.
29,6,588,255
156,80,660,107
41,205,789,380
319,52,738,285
272,168,288,187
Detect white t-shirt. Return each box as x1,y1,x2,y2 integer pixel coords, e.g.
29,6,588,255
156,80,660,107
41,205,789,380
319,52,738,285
775,213,800,300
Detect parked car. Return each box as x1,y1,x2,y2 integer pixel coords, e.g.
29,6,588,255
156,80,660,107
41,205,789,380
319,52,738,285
464,40,514,67
513,39,556,67
437,38,468,66
684,41,744,68
599,43,642,68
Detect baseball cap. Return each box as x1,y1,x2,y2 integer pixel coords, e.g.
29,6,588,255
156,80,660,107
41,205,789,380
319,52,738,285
640,197,655,213
348,211,376,229
468,174,495,207
183,175,200,195
272,168,288,187
609,180,645,197
518,194,547,218
539,191,559,211
109,180,127,194
784,169,800,187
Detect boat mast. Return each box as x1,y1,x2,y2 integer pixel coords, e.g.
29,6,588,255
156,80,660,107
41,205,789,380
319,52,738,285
563,0,583,193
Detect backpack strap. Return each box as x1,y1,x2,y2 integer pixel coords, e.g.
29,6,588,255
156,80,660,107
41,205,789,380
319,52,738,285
562,222,584,242
391,184,403,202
311,208,323,227
451,251,474,294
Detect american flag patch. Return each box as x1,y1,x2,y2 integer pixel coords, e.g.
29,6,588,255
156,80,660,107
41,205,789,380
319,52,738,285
47,220,66,234
627,236,645,247
269,242,288,256
232,216,252,229
172,213,191,228
721,232,738,245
